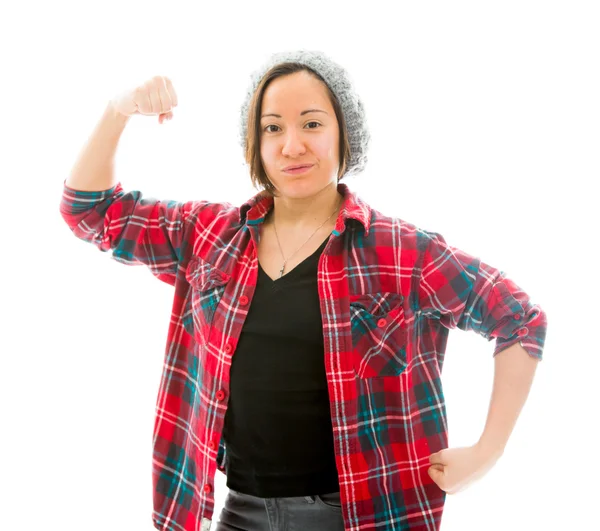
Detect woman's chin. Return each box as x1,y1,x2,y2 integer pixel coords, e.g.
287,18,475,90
272,174,335,199
279,182,317,198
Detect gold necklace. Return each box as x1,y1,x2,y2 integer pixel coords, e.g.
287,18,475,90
272,198,341,278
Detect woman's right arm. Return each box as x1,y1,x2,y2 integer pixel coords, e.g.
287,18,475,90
67,75,174,191
60,77,227,286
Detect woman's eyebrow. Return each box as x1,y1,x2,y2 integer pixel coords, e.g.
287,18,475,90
261,109,328,119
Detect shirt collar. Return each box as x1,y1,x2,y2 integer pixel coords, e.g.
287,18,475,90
239,182,372,237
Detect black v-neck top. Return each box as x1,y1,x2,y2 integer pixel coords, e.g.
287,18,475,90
222,235,340,497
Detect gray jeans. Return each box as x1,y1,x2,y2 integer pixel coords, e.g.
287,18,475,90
215,488,345,531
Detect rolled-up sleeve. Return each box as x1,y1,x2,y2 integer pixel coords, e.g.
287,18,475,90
59,179,204,285
418,230,547,361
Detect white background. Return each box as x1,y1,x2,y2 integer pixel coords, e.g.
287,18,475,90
1,1,597,529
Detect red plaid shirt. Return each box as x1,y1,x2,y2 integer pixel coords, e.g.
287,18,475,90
60,179,547,531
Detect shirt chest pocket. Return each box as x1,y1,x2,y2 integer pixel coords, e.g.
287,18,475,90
183,256,230,342
349,292,408,378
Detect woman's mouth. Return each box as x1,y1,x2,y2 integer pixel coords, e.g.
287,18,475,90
284,164,314,175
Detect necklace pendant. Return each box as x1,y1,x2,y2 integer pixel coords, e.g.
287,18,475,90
279,265,285,278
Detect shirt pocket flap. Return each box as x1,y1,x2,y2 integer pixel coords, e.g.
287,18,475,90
349,292,404,318
185,255,231,291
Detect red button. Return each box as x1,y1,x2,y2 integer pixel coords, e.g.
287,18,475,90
204,484,212,494
517,327,528,336
208,440,216,450
225,343,233,353
216,390,226,401
240,296,249,305
513,313,522,320
377,318,387,328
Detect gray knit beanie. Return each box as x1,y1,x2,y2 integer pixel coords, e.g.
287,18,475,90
238,49,370,178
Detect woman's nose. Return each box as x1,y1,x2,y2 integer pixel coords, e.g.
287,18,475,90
282,130,306,156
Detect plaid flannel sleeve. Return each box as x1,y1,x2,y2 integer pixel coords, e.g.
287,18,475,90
418,230,547,360
60,179,204,286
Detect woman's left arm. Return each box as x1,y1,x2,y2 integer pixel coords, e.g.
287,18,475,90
418,229,548,493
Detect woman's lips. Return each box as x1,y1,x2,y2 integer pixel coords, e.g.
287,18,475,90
284,164,314,174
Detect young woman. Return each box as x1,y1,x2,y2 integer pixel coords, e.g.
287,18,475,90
61,49,547,531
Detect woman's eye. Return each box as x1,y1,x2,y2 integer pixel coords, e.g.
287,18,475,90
263,122,321,133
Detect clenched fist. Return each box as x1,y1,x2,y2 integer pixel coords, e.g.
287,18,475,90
110,75,178,125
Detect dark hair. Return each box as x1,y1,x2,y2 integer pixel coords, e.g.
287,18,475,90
244,63,352,197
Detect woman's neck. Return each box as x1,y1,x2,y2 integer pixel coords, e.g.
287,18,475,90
268,188,343,231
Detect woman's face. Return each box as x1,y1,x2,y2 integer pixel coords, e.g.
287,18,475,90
259,70,340,199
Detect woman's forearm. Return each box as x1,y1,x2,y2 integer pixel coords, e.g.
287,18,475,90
66,101,131,191
477,341,541,458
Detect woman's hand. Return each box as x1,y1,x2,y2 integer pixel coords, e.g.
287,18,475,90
428,443,502,495
110,75,178,124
